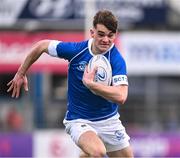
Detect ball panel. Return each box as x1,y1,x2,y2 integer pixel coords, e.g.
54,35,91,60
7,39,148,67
88,55,112,86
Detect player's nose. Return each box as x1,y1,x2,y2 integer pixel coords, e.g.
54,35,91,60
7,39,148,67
102,36,109,43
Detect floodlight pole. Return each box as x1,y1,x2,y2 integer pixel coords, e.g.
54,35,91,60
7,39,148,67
84,0,96,40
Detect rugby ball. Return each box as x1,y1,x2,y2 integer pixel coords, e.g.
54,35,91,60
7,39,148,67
88,54,112,86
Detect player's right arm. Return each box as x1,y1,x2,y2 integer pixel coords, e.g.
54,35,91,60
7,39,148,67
7,40,51,98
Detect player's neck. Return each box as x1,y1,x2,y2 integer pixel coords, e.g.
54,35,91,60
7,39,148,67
91,43,101,55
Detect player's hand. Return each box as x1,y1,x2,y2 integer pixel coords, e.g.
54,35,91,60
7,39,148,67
7,72,28,98
82,65,97,89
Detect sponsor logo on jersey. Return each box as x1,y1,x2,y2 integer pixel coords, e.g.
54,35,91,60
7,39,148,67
113,75,128,83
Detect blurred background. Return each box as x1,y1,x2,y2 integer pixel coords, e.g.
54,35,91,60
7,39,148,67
0,0,180,157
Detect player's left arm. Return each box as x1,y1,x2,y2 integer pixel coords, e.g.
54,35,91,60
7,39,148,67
82,66,128,105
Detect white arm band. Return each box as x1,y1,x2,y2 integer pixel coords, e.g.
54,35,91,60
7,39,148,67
48,40,61,57
112,75,128,86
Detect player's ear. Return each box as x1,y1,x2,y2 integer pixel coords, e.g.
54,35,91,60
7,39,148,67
90,29,95,38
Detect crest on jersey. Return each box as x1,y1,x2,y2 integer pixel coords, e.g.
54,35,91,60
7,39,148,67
77,61,87,71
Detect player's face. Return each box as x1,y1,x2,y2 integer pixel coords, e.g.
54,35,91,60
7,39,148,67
90,24,116,54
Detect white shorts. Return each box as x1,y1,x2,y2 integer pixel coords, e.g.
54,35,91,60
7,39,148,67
63,113,130,152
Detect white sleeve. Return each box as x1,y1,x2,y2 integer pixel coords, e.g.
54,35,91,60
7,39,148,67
48,40,61,57
112,75,128,86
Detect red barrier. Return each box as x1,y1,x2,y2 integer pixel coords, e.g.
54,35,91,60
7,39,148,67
0,31,84,74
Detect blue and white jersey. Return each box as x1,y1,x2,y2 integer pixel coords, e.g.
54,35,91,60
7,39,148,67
48,38,128,121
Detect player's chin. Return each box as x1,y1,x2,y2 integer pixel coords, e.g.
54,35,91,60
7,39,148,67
99,46,110,52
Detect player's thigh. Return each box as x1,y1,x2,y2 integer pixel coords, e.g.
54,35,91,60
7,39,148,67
107,145,134,158
78,130,106,156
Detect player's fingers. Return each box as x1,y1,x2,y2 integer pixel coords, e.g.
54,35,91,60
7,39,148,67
84,65,88,72
92,66,97,75
15,86,20,98
7,80,13,86
12,86,17,98
7,82,14,92
83,67,87,78
83,66,88,78
24,84,28,91
24,78,28,91
94,66,98,71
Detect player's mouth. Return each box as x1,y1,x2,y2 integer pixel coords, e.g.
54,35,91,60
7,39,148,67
100,43,110,48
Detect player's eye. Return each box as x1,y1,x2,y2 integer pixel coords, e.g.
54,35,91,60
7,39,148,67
108,34,114,38
98,33,105,37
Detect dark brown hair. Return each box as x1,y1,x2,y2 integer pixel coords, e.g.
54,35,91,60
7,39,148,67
93,10,118,33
